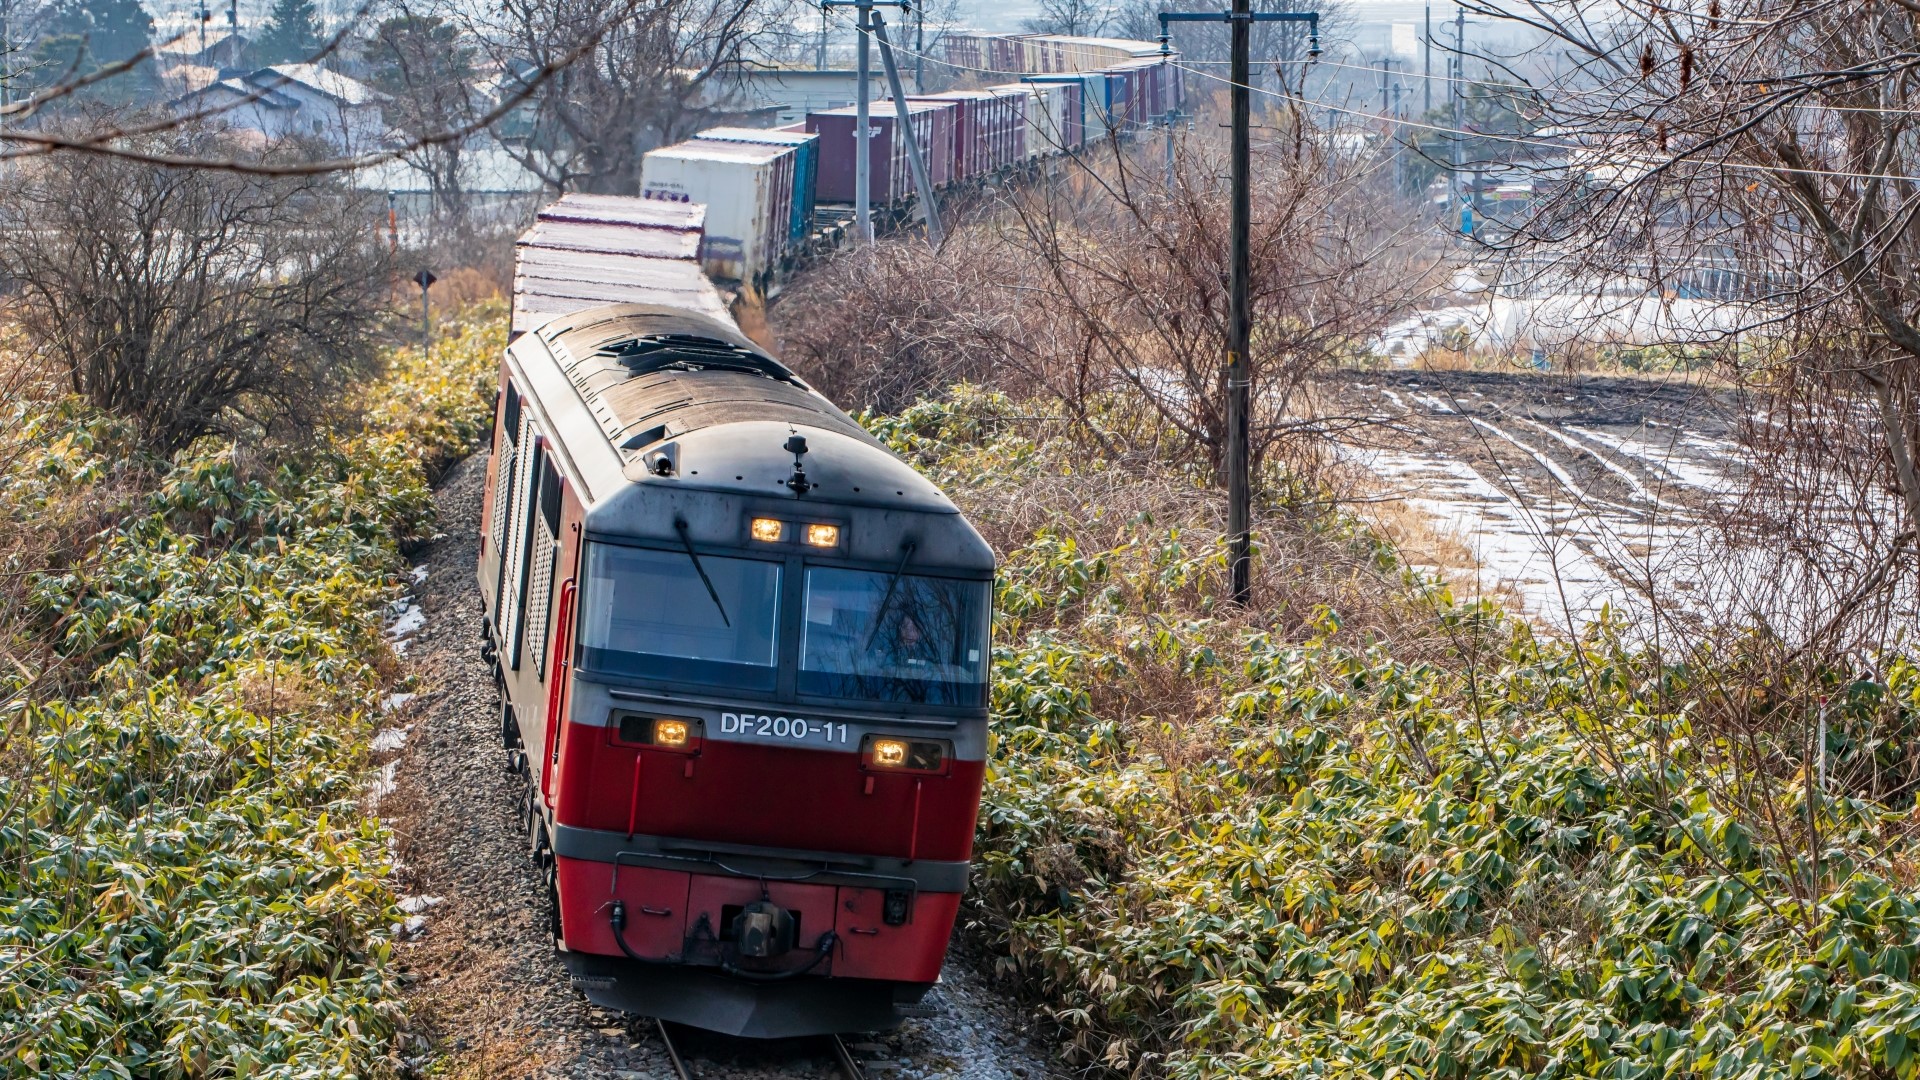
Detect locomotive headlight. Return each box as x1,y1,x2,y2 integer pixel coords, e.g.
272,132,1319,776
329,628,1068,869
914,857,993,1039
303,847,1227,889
653,718,691,747
865,736,950,773
750,517,784,542
872,737,908,767
804,523,840,547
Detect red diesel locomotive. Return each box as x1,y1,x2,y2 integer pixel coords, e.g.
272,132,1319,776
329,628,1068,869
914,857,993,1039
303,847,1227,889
476,301,994,1037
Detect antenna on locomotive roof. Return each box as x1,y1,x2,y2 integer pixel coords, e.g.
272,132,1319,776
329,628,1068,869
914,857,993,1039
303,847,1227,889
784,434,812,495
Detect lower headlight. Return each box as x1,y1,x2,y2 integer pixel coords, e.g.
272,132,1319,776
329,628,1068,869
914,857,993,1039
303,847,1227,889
865,735,949,773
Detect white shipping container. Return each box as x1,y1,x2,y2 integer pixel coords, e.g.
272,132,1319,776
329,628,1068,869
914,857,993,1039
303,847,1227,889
640,143,795,286
1022,82,1070,157
989,83,1047,161
511,192,734,337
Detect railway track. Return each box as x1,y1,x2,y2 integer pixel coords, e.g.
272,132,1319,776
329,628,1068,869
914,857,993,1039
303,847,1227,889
655,1018,871,1079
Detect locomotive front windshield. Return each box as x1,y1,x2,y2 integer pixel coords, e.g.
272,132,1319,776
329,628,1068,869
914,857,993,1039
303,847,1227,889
579,544,781,690
799,568,989,707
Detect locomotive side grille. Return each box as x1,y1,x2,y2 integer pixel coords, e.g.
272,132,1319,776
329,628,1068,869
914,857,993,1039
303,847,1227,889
526,510,558,679
500,413,539,670
489,440,516,556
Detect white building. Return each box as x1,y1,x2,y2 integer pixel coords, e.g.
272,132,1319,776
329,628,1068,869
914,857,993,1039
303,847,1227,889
169,64,388,152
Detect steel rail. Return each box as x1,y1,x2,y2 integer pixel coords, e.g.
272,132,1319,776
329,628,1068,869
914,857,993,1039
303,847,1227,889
656,1018,695,1080
829,1034,867,1080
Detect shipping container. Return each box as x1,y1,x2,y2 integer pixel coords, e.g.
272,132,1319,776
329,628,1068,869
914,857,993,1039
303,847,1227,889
639,142,794,286
691,127,821,248
1022,75,1089,149
510,194,729,337
806,101,949,204
905,90,1018,179
986,83,1039,162
1012,80,1070,156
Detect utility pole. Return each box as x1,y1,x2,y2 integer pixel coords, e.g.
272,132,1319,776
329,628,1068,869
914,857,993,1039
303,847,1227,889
1160,5,1319,607
1452,5,1467,236
1,0,11,127
1423,4,1432,114
1164,109,1178,189
817,7,827,70
855,4,872,241
871,8,943,245
227,0,239,70
913,3,924,92
824,1,942,247
1226,0,1252,606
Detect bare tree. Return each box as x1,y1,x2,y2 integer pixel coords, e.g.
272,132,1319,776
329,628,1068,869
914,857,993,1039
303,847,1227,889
484,0,799,194
1465,0,1920,620
778,117,1432,484
366,7,481,224
1023,0,1112,37
3,126,392,453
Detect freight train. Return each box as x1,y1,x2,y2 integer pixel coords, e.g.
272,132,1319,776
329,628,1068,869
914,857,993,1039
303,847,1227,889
484,31,1173,1040
638,32,1185,288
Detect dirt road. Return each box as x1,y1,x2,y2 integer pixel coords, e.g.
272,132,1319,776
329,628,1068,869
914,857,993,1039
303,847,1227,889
375,454,1060,1079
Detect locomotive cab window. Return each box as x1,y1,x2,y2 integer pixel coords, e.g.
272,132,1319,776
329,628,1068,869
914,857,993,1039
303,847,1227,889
578,543,781,690
799,567,989,706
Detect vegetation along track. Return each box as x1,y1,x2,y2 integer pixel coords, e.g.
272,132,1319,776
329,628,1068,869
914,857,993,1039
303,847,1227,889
379,450,1062,1079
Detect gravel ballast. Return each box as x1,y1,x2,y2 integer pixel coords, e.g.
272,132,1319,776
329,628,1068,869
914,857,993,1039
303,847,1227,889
379,452,1061,1079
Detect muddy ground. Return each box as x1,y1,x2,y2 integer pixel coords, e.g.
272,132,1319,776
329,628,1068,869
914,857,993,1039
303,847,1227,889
375,454,1063,1079
1314,366,1749,628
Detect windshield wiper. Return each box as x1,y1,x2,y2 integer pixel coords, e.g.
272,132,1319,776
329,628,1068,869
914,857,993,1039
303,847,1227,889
862,541,917,651
674,519,730,627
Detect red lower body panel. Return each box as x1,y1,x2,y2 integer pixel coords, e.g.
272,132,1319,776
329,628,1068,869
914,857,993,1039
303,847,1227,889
557,855,957,984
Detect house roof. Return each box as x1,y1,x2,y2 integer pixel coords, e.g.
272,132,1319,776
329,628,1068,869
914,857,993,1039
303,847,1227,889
171,77,300,111
250,64,384,107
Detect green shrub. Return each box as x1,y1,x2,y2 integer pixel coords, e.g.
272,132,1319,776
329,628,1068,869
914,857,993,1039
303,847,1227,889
876,392,1920,1080
0,310,502,1078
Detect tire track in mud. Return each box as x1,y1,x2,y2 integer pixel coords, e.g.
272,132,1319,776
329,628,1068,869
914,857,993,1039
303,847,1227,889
1319,368,1746,629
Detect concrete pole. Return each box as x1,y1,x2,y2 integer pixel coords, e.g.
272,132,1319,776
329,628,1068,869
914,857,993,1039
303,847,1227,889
1423,4,1432,114
1227,0,1252,606
1165,111,1176,189
1452,6,1466,236
855,1,872,243
872,11,942,246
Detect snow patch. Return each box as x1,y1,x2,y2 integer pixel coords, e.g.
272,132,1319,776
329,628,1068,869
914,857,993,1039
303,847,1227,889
370,726,410,753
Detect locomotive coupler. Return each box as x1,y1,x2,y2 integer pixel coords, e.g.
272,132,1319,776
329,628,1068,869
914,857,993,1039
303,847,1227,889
732,900,797,958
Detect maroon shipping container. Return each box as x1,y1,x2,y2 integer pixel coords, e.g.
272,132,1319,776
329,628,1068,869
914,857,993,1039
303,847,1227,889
989,35,1024,73
807,102,950,204
943,34,984,72
913,90,1021,178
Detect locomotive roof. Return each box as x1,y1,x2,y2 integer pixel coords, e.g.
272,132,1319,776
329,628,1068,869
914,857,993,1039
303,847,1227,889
509,304,976,542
